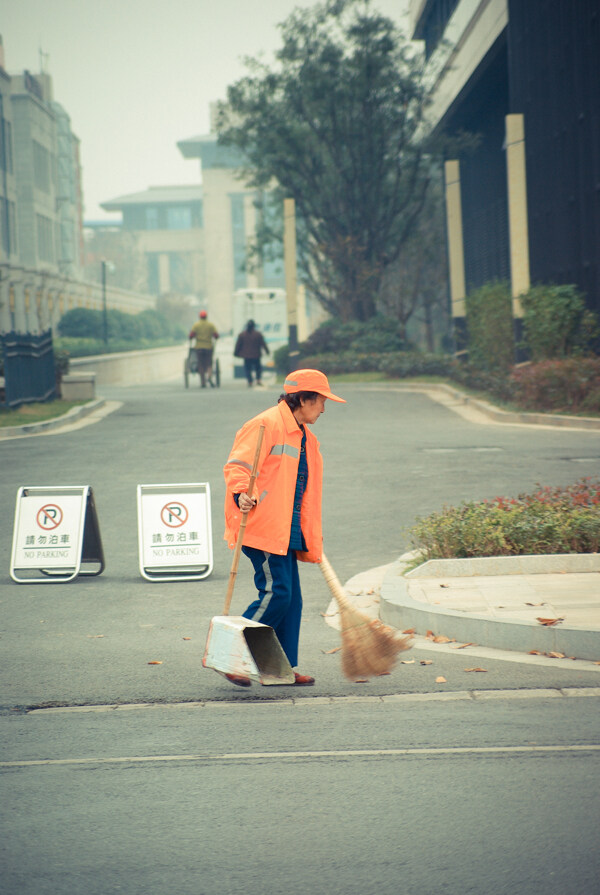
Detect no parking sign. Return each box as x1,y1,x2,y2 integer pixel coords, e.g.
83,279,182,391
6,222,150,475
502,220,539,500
137,483,213,581
10,486,105,583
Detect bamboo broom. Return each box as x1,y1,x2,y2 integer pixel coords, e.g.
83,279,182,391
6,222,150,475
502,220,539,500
319,552,413,679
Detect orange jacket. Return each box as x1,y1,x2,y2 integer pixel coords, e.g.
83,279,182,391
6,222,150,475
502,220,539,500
224,401,323,562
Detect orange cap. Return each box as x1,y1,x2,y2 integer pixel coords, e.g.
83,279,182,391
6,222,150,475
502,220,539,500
199,310,207,318
283,369,346,403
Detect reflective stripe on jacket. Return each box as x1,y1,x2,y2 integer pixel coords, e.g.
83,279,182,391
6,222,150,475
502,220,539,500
223,401,323,562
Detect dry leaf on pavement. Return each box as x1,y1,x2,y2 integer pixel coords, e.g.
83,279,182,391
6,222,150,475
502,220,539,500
400,659,415,664
402,627,416,634
322,647,341,654
546,651,566,659
453,642,477,649
536,617,565,626
464,667,488,672
420,660,433,665
433,635,455,644
435,676,447,683
147,660,162,665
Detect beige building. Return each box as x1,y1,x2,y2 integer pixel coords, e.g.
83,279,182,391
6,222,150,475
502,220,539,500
177,128,285,334
100,185,205,305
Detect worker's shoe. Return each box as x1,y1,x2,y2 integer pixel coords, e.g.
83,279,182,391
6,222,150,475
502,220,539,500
225,673,252,687
293,672,315,686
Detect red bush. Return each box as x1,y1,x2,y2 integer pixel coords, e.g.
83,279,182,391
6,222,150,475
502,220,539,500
510,358,600,413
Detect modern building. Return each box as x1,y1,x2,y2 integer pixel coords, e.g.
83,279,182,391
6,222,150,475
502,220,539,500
10,69,84,278
100,185,205,305
0,36,154,335
409,0,600,345
177,110,286,334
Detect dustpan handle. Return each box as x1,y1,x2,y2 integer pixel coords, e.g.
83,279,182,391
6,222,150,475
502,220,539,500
222,423,265,616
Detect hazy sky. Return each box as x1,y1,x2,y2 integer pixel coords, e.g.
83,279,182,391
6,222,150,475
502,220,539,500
3,0,410,221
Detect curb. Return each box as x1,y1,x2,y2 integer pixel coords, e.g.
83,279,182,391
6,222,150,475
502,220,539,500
382,381,600,431
379,555,600,661
0,398,106,439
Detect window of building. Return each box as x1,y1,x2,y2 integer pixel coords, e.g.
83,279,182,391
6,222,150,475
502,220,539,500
147,253,160,293
166,206,192,230
146,206,159,229
230,194,247,289
0,117,13,174
36,213,55,262
33,140,51,192
168,252,193,292
421,0,460,59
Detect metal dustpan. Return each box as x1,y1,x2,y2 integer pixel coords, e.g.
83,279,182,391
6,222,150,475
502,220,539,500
203,616,295,685
203,425,295,686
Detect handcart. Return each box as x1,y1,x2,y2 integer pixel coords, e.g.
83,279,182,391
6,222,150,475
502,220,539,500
184,348,220,388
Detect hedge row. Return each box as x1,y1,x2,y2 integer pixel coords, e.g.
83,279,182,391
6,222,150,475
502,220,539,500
410,480,600,559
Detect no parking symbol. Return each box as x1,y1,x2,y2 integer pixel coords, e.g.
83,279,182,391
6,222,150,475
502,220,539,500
36,504,63,529
160,502,188,528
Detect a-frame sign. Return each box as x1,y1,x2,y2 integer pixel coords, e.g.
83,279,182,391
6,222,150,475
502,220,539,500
10,485,105,583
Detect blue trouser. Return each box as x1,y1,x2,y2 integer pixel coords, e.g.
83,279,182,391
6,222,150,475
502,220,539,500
241,546,302,667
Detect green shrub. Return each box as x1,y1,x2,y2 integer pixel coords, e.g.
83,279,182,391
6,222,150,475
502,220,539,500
58,307,102,339
465,281,514,372
520,283,596,360
410,479,600,559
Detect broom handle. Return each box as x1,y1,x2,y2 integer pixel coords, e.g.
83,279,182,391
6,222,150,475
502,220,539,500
222,424,265,616
319,552,352,611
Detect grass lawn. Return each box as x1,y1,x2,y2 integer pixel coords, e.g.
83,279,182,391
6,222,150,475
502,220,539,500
0,400,88,429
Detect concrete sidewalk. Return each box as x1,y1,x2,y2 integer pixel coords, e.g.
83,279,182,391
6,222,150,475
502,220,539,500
377,554,600,661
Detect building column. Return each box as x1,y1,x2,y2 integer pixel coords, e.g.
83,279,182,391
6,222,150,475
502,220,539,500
505,113,531,358
444,160,467,353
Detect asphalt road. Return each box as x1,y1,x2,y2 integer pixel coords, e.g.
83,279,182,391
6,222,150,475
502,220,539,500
2,380,600,708
1,695,599,895
2,379,600,895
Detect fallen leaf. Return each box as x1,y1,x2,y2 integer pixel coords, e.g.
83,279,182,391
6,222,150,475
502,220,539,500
376,671,391,676
433,635,455,644
87,634,105,639
402,627,416,634
529,650,543,655
594,661,600,665
354,678,369,683
183,637,191,641
147,660,162,665
435,676,447,683
425,630,435,639
322,646,342,654
537,617,565,626
525,602,546,607
464,667,488,673
440,584,449,588
420,660,433,665
546,651,566,659
453,642,477,649
400,659,415,664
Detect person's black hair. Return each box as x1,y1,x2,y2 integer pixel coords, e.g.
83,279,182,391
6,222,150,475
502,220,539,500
246,319,255,331
277,391,320,409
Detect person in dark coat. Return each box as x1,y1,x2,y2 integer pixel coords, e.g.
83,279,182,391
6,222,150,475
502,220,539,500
234,319,270,386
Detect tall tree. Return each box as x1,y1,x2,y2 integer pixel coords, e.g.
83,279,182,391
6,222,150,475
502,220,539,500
218,0,434,322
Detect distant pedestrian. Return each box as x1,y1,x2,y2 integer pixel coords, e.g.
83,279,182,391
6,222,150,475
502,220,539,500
189,310,219,388
234,319,270,387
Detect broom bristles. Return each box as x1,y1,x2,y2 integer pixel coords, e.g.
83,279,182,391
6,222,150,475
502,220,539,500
339,602,412,679
319,553,413,681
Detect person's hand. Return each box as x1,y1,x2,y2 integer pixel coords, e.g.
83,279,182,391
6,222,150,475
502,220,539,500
238,492,257,512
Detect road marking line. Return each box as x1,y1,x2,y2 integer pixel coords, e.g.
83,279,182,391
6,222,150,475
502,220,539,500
2,744,599,769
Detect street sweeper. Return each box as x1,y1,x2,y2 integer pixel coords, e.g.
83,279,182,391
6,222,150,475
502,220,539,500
223,368,346,687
